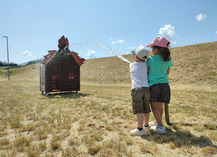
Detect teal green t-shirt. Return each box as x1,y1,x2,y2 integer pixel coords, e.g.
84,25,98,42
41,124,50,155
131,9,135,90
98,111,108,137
147,55,173,87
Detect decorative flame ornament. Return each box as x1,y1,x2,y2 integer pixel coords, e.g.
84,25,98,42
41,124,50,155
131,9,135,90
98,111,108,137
41,36,85,66
58,36,69,49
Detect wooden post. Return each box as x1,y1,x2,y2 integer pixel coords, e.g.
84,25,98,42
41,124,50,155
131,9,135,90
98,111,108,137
164,103,172,126
164,103,217,127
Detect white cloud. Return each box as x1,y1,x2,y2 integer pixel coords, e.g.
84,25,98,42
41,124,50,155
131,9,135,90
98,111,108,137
118,39,124,43
111,39,125,44
109,37,112,40
22,50,32,56
86,50,96,59
159,24,178,44
216,31,217,34
195,13,207,21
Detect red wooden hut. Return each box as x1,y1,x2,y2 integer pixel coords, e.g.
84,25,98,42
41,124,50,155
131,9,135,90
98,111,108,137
40,36,85,95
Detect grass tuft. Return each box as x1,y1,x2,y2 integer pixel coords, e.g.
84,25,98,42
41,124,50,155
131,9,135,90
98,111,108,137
50,141,61,150
87,143,101,155
0,138,10,150
13,136,32,152
139,143,159,155
201,146,217,156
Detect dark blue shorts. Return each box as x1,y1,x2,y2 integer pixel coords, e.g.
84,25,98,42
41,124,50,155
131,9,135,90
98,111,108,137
150,83,171,103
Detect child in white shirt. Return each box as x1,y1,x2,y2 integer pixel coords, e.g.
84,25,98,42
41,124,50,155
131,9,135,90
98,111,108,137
129,46,150,136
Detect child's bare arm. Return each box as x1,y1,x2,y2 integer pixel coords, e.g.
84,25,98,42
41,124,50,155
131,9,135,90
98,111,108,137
147,67,149,77
167,68,170,75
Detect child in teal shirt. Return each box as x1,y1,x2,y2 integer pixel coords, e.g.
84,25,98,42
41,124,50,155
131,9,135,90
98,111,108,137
147,54,173,87
146,36,173,133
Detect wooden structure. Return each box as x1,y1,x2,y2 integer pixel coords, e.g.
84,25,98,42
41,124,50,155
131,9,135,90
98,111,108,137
40,36,85,95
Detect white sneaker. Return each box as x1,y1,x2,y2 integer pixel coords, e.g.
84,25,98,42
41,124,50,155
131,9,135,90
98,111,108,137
130,128,145,136
149,121,158,127
143,125,150,132
151,125,166,134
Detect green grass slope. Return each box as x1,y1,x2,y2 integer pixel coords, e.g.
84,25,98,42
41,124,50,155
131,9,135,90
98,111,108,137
81,56,133,84
81,41,217,86
1,41,216,86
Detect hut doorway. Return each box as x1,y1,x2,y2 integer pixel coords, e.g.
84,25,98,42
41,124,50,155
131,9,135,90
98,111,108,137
52,76,60,91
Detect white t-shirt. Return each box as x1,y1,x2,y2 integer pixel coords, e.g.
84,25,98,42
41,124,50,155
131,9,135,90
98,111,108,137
130,62,149,89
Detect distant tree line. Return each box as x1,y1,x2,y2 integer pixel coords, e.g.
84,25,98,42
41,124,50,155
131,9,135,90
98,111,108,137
18,58,43,66
0,61,17,66
0,58,43,67
26,58,43,65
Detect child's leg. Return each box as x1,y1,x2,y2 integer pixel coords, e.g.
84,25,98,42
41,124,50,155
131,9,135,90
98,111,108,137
159,102,163,119
151,102,163,125
155,102,163,121
143,113,149,126
137,113,144,128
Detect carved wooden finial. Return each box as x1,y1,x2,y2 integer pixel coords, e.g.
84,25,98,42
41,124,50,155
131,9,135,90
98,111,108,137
41,36,85,66
58,36,69,49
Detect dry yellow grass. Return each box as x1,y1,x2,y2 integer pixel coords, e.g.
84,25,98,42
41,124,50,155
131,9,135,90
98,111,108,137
0,41,217,156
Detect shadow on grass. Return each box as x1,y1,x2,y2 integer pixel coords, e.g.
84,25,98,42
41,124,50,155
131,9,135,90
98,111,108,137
141,127,217,149
44,92,89,99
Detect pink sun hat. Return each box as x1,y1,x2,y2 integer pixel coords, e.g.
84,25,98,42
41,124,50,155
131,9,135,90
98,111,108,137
147,36,171,48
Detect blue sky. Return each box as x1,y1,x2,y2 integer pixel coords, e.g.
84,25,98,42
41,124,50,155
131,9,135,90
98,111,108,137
0,0,217,64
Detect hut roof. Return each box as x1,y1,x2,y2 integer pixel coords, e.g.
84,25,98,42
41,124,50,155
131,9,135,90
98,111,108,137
41,36,85,66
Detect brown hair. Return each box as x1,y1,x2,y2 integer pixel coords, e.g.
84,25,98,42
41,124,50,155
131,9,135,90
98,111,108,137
152,45,171,61
135,55,146,62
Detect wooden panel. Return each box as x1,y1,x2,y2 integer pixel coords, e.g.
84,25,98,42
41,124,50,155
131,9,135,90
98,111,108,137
40,66,46,92
46,67,63,92
62,67,80,91
42,52,81,93
52,76,60,91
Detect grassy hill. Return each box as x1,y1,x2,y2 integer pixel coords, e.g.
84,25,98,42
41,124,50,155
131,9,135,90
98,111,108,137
0,42,216,156
1,41,217,86
81,41,217,86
